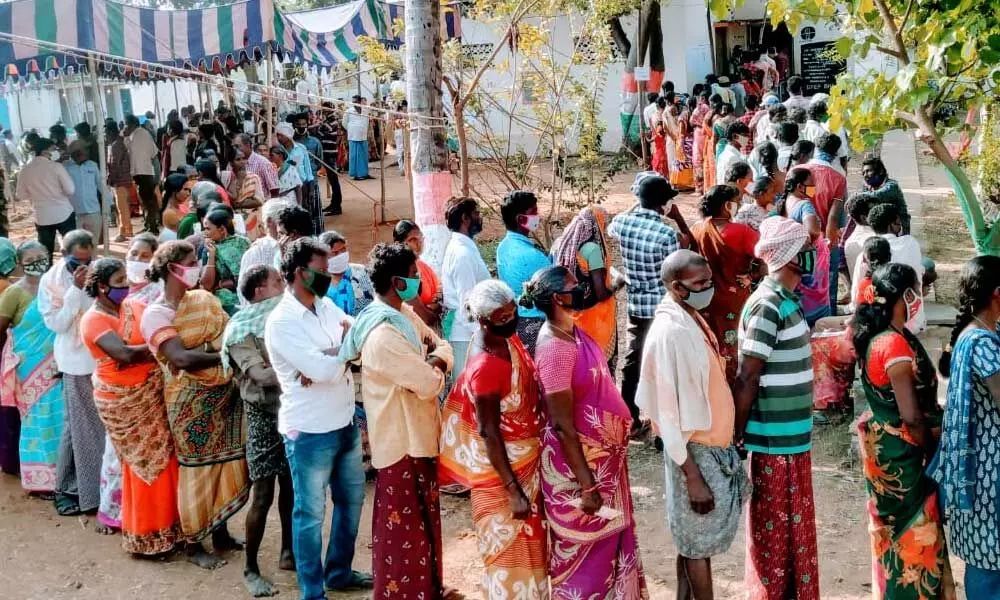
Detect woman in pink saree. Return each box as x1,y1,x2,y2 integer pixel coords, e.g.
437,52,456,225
522,266,648,600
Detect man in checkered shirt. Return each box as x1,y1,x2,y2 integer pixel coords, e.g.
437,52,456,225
609,172,689,438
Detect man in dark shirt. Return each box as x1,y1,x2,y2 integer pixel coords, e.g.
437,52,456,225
105,121,132,240
313,103,344,216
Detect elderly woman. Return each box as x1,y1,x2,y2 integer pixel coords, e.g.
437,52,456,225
524,266,648,598
551,206,619,364
439,280,548,598
393,220,442,327
318,231,375,317
140,241,248,569
0,241,63,490
269,145,302,204
853,263,953,598
80,258,179,555
200,206,251,315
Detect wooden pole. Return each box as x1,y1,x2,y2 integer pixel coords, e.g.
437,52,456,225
153,81,161,124
265,46,274,144
78,70,89,123
172,79,181,116
59,75,74,126
379,77,387,224
87,55,111,254
404,122,413,209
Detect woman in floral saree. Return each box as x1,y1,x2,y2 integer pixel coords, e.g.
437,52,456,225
140,240,249,569
670,97,695,192
525,266,647,600
80,258,179,555
0,241,63,492
223,148,266,240
853,263,954,599
200,207,251,315
439,281,548,598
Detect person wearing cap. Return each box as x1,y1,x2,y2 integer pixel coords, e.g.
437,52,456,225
734,215,819,600
15,137,76,257
64,140,103,242
276,122,317,228
608,172,688,439
345,95,372,180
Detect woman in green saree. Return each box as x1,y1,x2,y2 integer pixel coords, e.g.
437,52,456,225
853,263,955,599
200,207,250,315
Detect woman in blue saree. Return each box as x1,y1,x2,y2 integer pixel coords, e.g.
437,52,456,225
0,241,64,492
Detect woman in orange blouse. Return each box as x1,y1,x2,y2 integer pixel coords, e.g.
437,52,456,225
79,258,179,556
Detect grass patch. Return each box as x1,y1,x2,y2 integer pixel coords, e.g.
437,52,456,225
920,193,975,306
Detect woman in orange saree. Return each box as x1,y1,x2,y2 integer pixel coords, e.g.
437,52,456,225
80,258,179,555
690,185,760,384
439,281,548,598
140,241,249,568
670,98,695,192
702,110,719,190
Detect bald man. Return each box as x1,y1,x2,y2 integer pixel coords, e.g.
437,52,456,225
636,249,748,600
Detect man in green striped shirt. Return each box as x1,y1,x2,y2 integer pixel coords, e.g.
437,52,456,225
735,216,820,599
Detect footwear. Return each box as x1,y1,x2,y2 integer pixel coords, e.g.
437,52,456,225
113,234,127,243
54,493,82,516
327,570,374,591
324,207,342,216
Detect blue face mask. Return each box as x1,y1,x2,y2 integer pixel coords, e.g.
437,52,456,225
396,276,421,301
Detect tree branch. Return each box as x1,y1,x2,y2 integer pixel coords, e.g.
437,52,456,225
875,45,905,60
893,109,918,125
872,0,908,65
900,0,915,31
607,17,631,59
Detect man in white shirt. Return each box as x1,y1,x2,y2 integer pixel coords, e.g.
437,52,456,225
863,203,927,332
264,237,372,599
123,114,161,235
844,192,878,283
716,121,751,185
775,121,800,172
37,229,104,516
345,95,372,181
15,137,76,257
803,100,849,171
783,76,811,111
642,92,660,131
441,197,490,379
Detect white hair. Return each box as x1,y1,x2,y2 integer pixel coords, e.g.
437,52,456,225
464,279,515,320
261,199,294,227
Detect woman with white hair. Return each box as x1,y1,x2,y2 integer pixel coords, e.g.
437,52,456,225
439,279,549,598
237,198,295,306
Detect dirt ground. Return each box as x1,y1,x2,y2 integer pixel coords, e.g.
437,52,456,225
0,152,976,599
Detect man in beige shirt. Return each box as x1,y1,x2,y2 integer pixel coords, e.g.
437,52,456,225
339,242,452,600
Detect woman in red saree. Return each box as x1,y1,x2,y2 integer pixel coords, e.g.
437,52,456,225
439,281,548,598
690,185,759,383
524,267,648,600
691,91,711,194
79,258,179,555
650,100,669,178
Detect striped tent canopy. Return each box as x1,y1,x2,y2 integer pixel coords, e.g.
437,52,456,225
279,0,461,69
0,0,275,83
0,0,460,84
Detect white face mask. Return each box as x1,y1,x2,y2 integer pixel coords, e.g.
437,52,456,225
663,199,675,214
328,252,350,274
49,150,60,162
126,260,150,284
520,214,541,232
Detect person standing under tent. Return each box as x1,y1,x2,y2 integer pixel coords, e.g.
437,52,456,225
345,96,372,181
65,140,104,243
275,123,318,234
16,138,76,257
293,113,325,234
315,103,344,216
106,122,134,242
124,115,161,235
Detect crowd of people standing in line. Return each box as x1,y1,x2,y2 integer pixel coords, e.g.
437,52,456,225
0,73,996,600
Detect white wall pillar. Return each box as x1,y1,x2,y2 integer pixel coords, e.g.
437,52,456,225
661,0,714,92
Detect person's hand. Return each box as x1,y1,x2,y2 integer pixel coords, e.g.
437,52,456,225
423,334,437,355
686,470,715,514
296,371,313,387
276,234,290,250
204,238,216,260
580,488,603,516
341,319,352,337
508,487,531,520
72,265,88,289
426,356,447,373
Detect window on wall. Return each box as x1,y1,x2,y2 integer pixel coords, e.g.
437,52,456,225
573,36,623,64
462,43,495,66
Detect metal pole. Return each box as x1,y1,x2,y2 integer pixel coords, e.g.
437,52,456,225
172,79,181,116
153,81,161,124
59,75,74,126
87,55,111,254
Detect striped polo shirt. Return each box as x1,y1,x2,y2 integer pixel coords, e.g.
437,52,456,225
738,277,813,454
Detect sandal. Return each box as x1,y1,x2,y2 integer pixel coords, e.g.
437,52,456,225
629,419,651,441
54,493,82,516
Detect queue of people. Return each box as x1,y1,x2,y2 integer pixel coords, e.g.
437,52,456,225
0,83,996,600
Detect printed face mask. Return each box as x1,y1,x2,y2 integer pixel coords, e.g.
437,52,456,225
904,288,922,332
126,260,150,284
327,252,350,274
792,248,816,276
23,258,50,277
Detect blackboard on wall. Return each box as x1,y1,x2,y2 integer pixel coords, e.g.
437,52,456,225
799,41,846,95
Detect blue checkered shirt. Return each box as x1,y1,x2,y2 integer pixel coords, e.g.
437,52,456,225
608,207,679,318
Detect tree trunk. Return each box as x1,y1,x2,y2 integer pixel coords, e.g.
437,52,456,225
455,96,470,197
405,0,452,271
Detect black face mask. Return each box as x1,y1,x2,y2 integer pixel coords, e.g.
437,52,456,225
557,287,587,310
304,268,333,298
295,127,307,137
486,315,519,338
469,219,484,238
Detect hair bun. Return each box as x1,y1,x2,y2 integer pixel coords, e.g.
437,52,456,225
518,284,537,309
